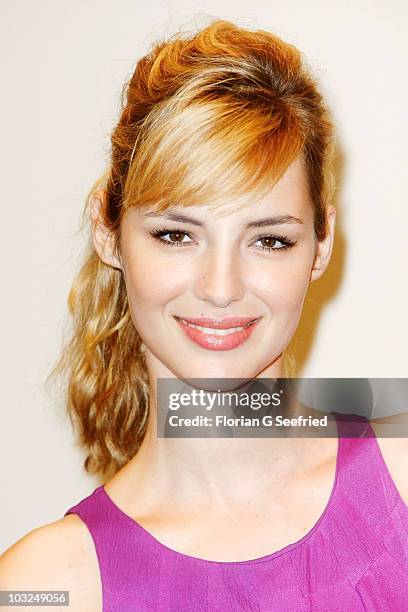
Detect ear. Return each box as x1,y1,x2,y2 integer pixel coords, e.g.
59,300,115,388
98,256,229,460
90,192,123,270
310,205,336,282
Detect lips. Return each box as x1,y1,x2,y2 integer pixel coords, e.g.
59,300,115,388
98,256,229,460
176,316,257,329
174,316,260,351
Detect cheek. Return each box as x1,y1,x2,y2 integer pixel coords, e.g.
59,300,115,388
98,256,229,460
249,255,311,312
122,244,190,311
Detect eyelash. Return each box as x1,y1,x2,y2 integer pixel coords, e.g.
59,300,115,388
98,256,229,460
149,227,296,253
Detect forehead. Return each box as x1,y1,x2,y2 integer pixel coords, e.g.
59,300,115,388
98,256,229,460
237,156,312,222
129,156,313,225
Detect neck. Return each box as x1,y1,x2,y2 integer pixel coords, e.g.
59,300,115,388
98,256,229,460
118,361,321,508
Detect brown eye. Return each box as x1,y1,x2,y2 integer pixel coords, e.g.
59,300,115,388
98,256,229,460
150,228,194,247
253,234,296,253
260,237,279,249
168,231,187,243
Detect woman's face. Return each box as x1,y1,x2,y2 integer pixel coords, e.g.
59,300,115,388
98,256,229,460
94,157,335,380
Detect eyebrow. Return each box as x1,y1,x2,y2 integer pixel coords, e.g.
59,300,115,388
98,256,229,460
142,211,304,228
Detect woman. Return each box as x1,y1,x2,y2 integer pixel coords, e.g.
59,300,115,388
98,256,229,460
1,18,408,611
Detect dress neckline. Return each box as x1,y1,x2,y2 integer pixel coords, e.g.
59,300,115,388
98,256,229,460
99,412,341,565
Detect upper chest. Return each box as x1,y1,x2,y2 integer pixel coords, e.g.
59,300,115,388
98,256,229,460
73,432,408,610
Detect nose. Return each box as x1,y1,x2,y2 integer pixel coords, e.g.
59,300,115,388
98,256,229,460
193,245,246,308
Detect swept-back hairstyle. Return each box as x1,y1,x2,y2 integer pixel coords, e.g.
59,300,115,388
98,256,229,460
51,19,336,477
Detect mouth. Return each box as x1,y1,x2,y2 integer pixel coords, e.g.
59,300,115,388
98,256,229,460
174,316,261,351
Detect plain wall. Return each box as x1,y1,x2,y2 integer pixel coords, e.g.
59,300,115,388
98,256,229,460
1,0,407,552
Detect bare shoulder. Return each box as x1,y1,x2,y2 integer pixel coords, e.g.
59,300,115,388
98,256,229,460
370,412,408,507
0,514,102,612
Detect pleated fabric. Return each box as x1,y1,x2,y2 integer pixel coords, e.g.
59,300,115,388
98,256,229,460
65,412,408,611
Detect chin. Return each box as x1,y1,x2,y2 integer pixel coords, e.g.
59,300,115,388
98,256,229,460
174,363,260,390
179,376,253,393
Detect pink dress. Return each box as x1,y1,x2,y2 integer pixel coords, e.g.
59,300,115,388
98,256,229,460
65,412,408,610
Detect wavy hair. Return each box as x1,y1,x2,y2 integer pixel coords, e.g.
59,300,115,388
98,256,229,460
49,19,336,477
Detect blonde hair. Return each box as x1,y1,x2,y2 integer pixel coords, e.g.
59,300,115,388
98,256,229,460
50,19,336,477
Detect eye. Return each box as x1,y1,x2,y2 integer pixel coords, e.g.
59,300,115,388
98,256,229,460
149,228,297,252
149,228,194,247
252,234,296,253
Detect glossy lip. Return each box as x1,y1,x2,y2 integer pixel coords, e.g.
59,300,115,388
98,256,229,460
174,316,258,329
174,316,261,351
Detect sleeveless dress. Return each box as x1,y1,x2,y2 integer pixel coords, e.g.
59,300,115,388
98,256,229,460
64,412,408,611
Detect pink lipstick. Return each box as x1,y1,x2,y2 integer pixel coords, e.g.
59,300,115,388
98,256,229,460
174,316,261,351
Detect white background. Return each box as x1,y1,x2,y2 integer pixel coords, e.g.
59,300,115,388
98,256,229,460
1,0,407,551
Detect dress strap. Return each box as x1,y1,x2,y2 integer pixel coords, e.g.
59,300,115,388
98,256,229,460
331,411,402,533
332,410,373,438
64,485,164,611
